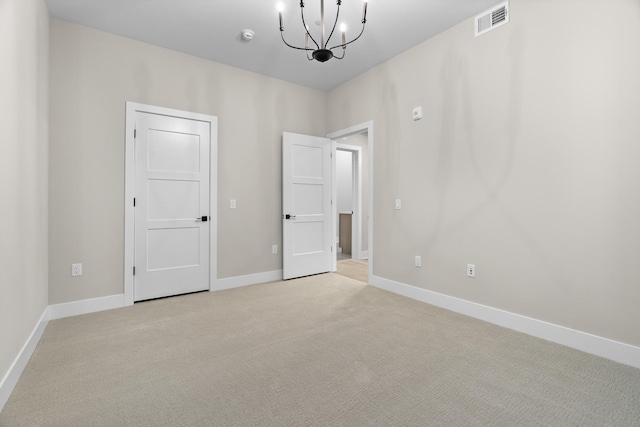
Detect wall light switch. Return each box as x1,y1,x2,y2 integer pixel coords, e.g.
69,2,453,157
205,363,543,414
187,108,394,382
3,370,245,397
71,263,82,277
415,256,422,268
230,199,237,209
395,199,402,210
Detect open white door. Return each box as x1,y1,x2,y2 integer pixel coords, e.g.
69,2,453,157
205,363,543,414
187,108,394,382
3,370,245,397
282,132,333,280
134,111,210,301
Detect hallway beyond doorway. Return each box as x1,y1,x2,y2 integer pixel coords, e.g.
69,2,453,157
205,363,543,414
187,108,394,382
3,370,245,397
336,259,368,283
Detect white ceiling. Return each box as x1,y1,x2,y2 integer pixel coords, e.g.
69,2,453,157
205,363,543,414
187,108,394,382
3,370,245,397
46,0,499,91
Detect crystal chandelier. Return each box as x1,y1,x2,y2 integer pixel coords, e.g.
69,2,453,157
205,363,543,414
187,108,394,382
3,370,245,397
277,0,368,62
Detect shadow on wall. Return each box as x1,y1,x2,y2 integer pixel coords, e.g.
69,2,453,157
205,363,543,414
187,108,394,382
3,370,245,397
425,28,566,283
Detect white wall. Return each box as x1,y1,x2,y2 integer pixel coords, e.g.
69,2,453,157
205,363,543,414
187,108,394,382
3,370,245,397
336,150,353,213
0,0,49,386
327,0,640,347
49,19,327,304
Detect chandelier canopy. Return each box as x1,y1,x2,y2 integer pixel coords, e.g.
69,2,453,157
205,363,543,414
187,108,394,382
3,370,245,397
277,0,368,63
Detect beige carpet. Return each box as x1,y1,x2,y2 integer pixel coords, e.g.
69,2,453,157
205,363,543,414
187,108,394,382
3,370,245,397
2,274,640,426
335,258,369,283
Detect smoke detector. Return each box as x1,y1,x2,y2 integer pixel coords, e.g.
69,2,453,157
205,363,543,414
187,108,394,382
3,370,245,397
241,29,255,41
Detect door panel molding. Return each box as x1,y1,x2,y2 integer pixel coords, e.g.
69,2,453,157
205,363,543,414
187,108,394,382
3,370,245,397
282,132,333,280
124,102,218,305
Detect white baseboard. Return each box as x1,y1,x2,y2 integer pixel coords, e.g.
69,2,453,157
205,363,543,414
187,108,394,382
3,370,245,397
0,307,50,412
48,294,126,320
5,275,635,414
360,251,369,259
370,275,640,370
214,270,283,291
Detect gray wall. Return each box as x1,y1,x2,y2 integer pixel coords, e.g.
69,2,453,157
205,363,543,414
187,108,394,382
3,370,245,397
0,0,49,383
327,0,640,346
49,19,327,304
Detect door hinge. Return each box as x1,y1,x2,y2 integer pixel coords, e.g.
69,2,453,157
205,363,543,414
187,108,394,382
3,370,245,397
133,266,136,276
133,198,136,207
134,129,137,138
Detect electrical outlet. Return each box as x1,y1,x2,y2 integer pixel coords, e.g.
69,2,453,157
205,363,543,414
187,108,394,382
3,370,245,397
230,199,237,209
415,255,422,268
272,244,278,254
467,264,476,278
71,263,82,277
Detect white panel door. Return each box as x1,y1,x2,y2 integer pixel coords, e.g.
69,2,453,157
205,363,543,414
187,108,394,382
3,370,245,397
282,132,332,280
134,112,210,301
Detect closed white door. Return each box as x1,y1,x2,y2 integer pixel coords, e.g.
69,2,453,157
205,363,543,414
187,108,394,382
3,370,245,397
282,132,333,280
134,112,210,301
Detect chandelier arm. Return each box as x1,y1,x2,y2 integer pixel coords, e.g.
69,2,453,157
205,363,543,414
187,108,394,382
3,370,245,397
332,49,346,60
300,6,320,50
327,23,365,51
280,31,311,51
325,2,341,49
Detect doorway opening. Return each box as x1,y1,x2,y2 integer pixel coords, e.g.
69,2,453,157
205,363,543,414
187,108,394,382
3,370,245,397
328,122,373,283
335,143,362,261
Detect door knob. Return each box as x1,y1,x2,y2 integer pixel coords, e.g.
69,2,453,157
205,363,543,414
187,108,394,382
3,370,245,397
196,216,208,222
283,214,297,220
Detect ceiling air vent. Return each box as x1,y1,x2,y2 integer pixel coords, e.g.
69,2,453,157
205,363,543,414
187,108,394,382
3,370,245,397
475,1,509,37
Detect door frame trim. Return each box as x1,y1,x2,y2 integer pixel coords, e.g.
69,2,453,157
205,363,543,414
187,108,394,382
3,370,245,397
327,121,373,281
124,102,218,305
